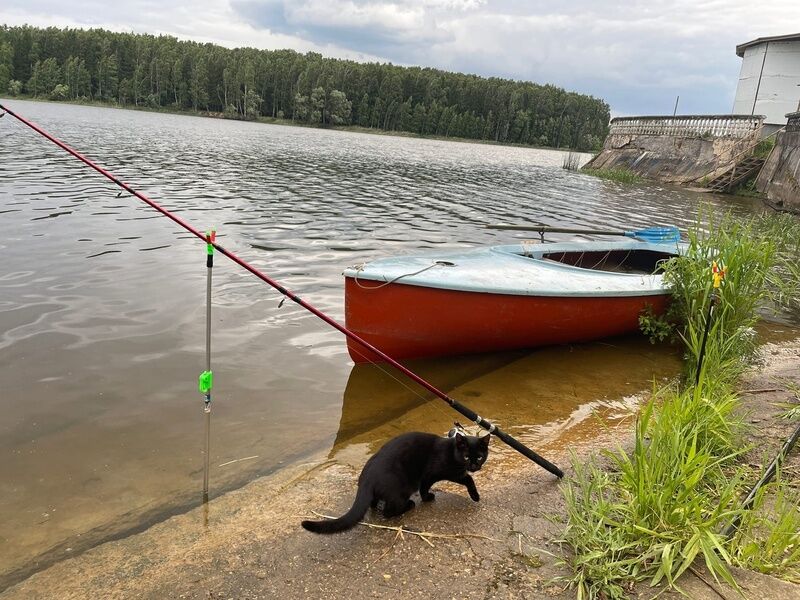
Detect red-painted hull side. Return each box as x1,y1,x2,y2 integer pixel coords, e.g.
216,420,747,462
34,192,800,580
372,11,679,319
345,278,669,363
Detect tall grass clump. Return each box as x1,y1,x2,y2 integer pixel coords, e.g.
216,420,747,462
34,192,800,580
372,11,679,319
753,138,775,159
562,151,582,171
581,167,644,184
562,212,800,598
730,474,800,582
654,213,800,385
563,384,747,598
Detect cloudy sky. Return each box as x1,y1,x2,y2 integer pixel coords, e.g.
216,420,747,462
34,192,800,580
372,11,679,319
2,0,798,115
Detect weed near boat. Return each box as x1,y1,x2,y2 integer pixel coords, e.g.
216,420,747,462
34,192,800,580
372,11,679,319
562,213,800,598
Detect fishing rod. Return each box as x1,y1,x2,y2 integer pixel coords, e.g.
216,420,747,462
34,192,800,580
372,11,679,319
486,223,681,244
0,102,564,479
723,421,800,539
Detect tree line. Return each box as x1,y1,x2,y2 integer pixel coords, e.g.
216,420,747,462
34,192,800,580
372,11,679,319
0,25,610,150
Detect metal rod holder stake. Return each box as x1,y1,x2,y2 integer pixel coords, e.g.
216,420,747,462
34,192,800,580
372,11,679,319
203,399,211,497
200,230,216,499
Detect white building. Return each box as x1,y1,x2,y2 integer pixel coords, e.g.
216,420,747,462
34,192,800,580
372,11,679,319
732,33,800,133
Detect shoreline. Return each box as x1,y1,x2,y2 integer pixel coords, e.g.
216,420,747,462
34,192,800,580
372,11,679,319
3,337,799,599
0,96,591,155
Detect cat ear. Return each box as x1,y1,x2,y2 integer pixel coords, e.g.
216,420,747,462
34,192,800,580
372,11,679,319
479,434,491,447
455,434,467,450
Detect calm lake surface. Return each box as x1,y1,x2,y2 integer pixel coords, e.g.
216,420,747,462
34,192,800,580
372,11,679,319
0,99,784,587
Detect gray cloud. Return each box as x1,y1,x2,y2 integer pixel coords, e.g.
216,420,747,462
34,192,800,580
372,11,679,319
230,0,458,54
2,0,798,115
227,0,799,114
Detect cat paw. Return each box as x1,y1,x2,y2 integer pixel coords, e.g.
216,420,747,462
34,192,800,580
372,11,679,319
421,491,435,502
469,491,480,502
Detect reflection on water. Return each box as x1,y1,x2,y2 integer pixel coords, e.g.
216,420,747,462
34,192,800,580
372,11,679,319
333,336,684,470
334,351,529,446
0,98,784,589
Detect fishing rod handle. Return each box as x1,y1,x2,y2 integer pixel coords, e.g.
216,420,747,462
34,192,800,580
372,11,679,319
493,427,564,478
451,399,564,478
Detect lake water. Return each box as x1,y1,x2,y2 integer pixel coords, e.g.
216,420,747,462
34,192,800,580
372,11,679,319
0,99,781,588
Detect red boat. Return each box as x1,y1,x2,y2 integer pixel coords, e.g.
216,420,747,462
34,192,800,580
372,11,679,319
343,240,680,363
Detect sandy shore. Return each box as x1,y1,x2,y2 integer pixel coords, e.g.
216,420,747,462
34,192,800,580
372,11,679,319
3,339,800,600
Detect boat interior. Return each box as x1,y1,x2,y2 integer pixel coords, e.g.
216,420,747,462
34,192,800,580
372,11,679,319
537,249,677,274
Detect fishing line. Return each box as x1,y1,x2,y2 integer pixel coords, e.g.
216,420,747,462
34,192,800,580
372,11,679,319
347,343,466,425
0,102,563,478
352,261,454,290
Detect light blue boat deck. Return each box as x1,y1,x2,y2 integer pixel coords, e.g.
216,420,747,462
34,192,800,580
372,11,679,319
343,240,684,298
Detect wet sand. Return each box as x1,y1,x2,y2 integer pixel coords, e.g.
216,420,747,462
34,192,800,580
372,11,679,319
3,337,800,600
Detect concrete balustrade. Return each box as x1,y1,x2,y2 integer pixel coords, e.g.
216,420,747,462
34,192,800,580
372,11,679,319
609,115,764,139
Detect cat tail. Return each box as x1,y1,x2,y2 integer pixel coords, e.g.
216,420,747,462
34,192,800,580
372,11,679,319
301,485,372,534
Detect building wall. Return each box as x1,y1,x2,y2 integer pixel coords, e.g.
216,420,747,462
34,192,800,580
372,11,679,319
732,41,800,125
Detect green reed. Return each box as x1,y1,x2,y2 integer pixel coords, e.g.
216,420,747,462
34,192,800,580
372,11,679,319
581,167,644,184
562,151,582,171
562,384,746,598
561,213,800,598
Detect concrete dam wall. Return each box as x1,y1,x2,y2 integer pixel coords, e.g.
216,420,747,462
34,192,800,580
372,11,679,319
585,115,764,186
756,111,800,212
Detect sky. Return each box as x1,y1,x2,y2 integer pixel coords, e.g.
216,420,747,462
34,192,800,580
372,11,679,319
2,0,799,116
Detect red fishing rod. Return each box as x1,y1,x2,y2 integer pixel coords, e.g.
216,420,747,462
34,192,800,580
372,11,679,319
0,102,563,478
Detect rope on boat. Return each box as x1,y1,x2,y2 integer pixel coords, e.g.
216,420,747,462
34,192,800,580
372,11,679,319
0,102,564,479
352,260,455,290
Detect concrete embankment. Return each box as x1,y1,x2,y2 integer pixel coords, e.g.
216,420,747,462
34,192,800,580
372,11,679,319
757,111,800,212
585,115,763,186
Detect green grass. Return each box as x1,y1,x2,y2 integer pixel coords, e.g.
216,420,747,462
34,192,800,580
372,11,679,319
753,138,776,160
562,384,747,598
640,213,800,384
561,213,800,598
581,167,644,184
732,177,763,198
731,475,800,582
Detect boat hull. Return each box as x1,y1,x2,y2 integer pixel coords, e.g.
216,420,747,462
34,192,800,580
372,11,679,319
345,277,669,363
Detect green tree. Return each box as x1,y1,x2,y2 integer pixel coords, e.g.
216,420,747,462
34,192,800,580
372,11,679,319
0,25,610,149
293,93,309,121
0,41,12,93
325,89,351,125
50,83,69,100
27,57,61,97
243,89,261,119
64,56,91,99
96,52,118,102
411,102,427,133
309,86,325,123
7,79,22,95
189,53,208,111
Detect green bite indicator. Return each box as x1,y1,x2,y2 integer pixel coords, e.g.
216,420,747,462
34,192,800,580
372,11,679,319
198,370,213,394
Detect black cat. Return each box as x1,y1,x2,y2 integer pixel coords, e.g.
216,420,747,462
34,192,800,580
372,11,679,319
301,431,490,534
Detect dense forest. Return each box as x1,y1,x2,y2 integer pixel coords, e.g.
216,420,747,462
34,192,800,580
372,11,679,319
0,25,610,150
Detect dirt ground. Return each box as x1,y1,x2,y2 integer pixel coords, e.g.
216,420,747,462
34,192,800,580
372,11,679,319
3,340,800,600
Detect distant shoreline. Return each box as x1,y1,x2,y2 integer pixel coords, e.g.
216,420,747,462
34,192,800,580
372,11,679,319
1,95,590,155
